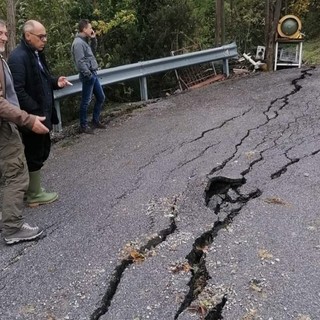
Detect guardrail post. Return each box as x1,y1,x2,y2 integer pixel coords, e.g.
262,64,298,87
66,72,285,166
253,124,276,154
223,58,229,76
139,76,148,101
53,100,63,132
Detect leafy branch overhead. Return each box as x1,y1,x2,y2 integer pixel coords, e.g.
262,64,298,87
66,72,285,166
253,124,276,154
4,0,320,74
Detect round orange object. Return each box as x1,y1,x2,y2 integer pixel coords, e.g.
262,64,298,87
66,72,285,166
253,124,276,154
277,15,302,39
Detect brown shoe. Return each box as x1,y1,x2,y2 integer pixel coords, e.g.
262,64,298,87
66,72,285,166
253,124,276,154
92,121,107,129
79,126,94,134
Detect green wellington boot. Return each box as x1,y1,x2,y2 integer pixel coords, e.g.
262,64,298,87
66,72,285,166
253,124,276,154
26,170,58,207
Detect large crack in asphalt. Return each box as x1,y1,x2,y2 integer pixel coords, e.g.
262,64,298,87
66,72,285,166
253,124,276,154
209,68,314,177
172,107,254,172
174,177,261,319
174,69,314,319
270,145,320,179
205,295,228,320
174,69,312,175
89,69,314,320
90,197,178,320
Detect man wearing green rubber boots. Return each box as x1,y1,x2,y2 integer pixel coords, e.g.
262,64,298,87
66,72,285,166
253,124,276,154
8,20,70,207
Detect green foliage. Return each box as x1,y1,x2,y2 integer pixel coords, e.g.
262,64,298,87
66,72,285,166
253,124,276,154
297,1,320,39
1,0,320,125
191,0,215,47
16,0,77,75
2,0,320,73
91,8,137,66
146,1,195,55
288,0,310,16
302,36,320,64
225,0,266,53
100,0,196,64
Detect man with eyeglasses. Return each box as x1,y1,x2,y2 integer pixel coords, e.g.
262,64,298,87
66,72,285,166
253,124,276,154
0,19,49,244
8,20,71,207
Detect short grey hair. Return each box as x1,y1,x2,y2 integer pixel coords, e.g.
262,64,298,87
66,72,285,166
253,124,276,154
0,19,6,28
23,20,35,33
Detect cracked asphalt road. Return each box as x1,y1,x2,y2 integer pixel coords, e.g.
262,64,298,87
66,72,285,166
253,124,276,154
1,67,320,320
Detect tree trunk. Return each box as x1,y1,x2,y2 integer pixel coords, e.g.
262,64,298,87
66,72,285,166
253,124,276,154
6,0,16,57
265,0,270,45
215,0,225,46
265,0,282,71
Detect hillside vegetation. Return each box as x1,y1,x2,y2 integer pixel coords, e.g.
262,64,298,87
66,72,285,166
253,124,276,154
303,38,320,65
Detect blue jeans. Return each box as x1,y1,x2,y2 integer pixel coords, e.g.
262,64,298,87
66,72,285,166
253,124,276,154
80,72,105,128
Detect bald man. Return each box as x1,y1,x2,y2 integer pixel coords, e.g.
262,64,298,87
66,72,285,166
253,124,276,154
8,20,71,207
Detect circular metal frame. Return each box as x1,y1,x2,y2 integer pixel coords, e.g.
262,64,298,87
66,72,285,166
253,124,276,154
277,15,302,39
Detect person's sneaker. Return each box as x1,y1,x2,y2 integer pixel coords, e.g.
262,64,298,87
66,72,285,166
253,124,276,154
92,121,107,129
4,223,43,245
79,126,94,134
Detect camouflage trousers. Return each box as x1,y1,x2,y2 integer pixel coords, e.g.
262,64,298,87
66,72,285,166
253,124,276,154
0,122,28,236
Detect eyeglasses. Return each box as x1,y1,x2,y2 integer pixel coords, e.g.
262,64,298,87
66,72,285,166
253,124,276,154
29,32,47,41
0,31,8,38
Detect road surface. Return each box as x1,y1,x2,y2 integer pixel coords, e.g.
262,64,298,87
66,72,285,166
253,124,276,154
1,67,320,320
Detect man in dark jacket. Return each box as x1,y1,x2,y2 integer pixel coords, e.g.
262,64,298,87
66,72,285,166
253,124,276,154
8,20,70,207
0,19,49,244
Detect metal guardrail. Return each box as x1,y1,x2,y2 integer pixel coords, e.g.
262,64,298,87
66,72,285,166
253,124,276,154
53,42,238,131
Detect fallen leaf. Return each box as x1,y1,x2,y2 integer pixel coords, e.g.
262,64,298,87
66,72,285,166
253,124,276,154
169,262,191,273
241,308,258,320
264,197,290,206
258,249,273,260
245,151,256,160
20,305,36,315
188,303,208,318
249,279,263,293
195,244,209,253
296,315,311,320
129,250,145,263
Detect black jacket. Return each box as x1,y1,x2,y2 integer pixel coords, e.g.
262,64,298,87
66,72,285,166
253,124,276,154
8,39,60,130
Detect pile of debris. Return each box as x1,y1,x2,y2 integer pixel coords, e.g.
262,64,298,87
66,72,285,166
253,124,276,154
233,46,268,75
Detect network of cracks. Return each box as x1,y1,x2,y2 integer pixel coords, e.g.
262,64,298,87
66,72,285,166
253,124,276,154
91,68,314,320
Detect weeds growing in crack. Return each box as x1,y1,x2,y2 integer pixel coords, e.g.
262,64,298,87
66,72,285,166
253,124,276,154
174,185,261,320
205,295,227,320
174,250,210,320
90,217,177,320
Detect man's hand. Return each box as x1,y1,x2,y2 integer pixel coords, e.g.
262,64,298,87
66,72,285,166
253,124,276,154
58,76,73,88
32,116,49,134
